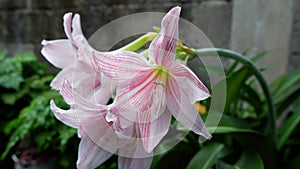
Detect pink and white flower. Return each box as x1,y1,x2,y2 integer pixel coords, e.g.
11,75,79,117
51,80,153,169
93,6,211,153
41,12,114,103
42,6,212,169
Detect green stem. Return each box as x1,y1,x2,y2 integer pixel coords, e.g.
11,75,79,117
192,48,277,142
118,32,157,52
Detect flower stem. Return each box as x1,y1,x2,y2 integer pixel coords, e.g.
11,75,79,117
118,32,157,52
193,48,277,142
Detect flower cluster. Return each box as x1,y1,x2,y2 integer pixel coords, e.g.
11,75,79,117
41,6,211,169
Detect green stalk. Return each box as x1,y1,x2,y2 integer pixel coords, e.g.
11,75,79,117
118,32,157,52
192,48,277,142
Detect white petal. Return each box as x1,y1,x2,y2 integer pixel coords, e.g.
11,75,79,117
50,100,79,128
171,63,210,102
118,156,153,169
72,14,83,38
41,40,76,69
93,75,116,105
138,109,171,153
148,6,181,66
93,50,151,85
166,77,211,140
77,132,113,169
63,12,73,40
109,69,158,122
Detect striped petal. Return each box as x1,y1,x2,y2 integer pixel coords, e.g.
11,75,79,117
50,65,74,90
109,69,158,123
93,50,151,85
59,80,125,151
170,63,210,103
148,6,180,66
59,80,106,114
50,100,79,129
50,61,101,98
77,132,113,169
118,156,153,169
138,109,171,153
93,75,116,105
166,77,211,140
118,139,153,168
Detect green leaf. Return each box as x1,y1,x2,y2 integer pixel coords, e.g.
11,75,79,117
225,67,252,112
242,84,263,115
0,71,23,90
235,150,265,169
226,60,239,75
278,99,300,149
232,133,277,169
275,85,300,113
250,51,269,63
10,52,36,63
206,115,258,134
58,126,77,152
199,66,225,75
286,153,300,169
186,143,230,169
216,161,238,169
176,48,188,60
1,91,61,159
273,66,300,98
195,48,276,139
1,86,29,105
0,50,8,60
269,75,286,93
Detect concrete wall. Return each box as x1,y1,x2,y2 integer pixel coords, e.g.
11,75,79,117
231,0,295,82
0,0,299,81
0,0,231,54
290,0,300,72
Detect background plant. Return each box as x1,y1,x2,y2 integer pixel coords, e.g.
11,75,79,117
1,47,299,169
0,51,78,168
150,48,300,169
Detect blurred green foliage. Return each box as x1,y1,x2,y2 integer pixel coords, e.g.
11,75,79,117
150,49,300,169
0,51,78,168
1,48,299,169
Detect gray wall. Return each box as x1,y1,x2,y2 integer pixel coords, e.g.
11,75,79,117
0,0,299,81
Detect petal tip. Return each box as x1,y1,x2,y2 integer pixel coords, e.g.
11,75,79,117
63,12,73,19
41,40,47,45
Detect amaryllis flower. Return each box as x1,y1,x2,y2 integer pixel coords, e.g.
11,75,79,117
51,80,153,169
93,6,211,153
41,12,113,103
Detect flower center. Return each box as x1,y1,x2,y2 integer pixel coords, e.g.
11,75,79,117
154,65,170,85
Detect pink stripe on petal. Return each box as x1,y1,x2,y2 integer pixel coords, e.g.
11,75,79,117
170,63,210,102
166,77,212,140
139,110,171,153
118,138,153,159
111,70,158,121
60,80,108,115
118,156,153,169
77,132,113,169
93,76,116,105
50,65,74,90
81,115,126,151
60,80,74,105
149,6,181,66
50,100,79,129
93,50,151,85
